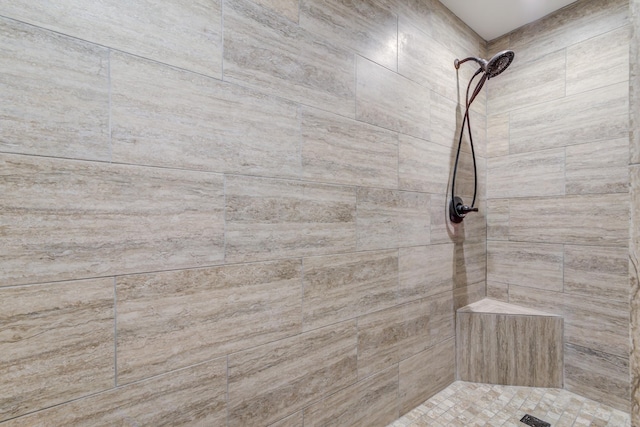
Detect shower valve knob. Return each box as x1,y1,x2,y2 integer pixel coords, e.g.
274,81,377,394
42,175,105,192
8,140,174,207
449,196,477,223
457,204,478,214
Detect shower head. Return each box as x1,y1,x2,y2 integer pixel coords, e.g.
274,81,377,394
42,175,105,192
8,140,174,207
485,50,515,79
454,50,515,79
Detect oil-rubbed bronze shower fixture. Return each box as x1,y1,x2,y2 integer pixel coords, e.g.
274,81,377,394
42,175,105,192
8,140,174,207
449,50,515,224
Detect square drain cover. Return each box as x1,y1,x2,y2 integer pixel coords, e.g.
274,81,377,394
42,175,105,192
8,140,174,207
520,414,551,427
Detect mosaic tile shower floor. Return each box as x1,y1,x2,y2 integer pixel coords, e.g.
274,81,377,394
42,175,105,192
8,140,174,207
389,381,630,427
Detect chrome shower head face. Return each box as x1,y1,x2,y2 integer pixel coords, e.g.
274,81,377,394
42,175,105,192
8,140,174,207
485,50,515,79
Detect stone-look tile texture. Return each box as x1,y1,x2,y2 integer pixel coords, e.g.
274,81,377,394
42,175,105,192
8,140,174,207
225,175,357,262
457,299,563,388
487,241,564,292
631,1,639,423
0,18,110,161
301,107,398,188
228,321,358,427
224,0,355,117
1,358,228,427
358,292,454,379
356,187,430,251
299,0,398,71
0,0,223,77
357,56,431,140
0,279,114,422
303,250,398,331
111,52,301,178
632,165,640,423
398,337,456,416
116,260,302,384
303,367,399,427
390,381,631,427
0,0,530,423
0,154,225,287
485,0,632,413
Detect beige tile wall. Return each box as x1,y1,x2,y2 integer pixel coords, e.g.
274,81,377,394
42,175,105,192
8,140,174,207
630,0,640,424
0,0,486,425
486,0,632,412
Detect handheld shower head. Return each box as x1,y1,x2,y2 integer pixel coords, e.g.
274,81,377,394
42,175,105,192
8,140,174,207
454,50,515,79
450,49,515,223
485,50,515,79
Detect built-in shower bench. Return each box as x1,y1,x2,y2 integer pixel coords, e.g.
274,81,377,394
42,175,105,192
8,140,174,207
456,298,563,388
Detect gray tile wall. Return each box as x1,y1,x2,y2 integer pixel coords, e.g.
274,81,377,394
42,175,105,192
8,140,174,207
485,0,632,412
0,0,486,425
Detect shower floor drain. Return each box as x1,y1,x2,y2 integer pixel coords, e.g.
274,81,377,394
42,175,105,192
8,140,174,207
520,414,551,427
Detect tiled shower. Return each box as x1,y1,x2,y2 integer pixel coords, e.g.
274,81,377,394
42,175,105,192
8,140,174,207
0,0,638,426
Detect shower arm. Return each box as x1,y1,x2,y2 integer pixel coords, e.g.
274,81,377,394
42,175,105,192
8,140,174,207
454,56,488,72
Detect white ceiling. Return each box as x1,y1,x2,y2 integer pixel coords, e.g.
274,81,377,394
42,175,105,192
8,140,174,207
438,0,578,41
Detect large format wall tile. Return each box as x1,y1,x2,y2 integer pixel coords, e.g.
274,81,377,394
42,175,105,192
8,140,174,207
429,0,482,58
117,260,302,384
303,367,399,427
487,281,509,302
430,92,485,153
356,187,430,251
398,244,454,304
454,240,487,287
225,175,356,262
487,113,510,158
509,0,629,62
633,1,640,166
301,107,398,188
398,337,455,416
429,196,487,246
253,0,299,22
509,286,629,358
270,412,303,427
510,82,629,154
398,134,450,194
564,245,629,302
566,25,630,95
357,56,431,140
302,250,398,331
487,50,566,115
486,199,510,240
228,321,358,427
0,0,222,77
1,358,227,426
632,164,640,422
453,281,487,310
487,241,563,292
398,19,458,103
224,0,355,117
565,138,629,195
508,194,629,246
487,149,565,199
0,154,225,286
111,53,301,178
0,279,114,422
562,293,630,359
565,343,630,412
0,18,109,161
357,292,454,378
300,0,398,70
